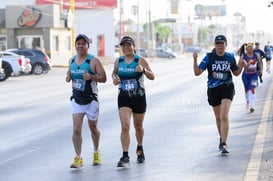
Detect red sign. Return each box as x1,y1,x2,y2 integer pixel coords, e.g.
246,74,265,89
18,7,42,27
36,0,117,9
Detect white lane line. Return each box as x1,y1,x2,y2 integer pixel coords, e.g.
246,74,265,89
0,147,38,165
244,78,273,180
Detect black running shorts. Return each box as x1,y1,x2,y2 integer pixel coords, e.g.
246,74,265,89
207,83,235,107
118,91,146,113
265,57,272,61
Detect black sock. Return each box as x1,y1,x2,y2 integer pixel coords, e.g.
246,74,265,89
123,152,129,158
137,145,143,150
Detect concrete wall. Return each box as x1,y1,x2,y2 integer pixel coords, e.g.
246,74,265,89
74,9,115,59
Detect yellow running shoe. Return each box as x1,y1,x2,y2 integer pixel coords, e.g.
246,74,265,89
70,156,83,168
93,151,101,165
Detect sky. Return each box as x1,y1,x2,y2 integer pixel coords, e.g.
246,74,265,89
114,0,273,33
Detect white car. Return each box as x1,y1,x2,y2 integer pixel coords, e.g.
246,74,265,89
0,54,6,81
0,51,32,81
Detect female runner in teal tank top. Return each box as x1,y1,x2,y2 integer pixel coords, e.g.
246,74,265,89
112,36,155,167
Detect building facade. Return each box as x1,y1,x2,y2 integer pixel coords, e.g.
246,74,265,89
0,0,117,65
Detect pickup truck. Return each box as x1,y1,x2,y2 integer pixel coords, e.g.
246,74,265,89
0,55,5,81
0,51,32,81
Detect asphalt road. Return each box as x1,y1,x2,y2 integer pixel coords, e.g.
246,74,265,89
0,55,272,181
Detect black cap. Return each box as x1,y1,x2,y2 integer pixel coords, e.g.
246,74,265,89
75,34,89,45
214,35,227,43
119,36,135,45
255,42,259,45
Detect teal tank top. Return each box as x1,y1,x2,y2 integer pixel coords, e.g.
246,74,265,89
118,54,142,79
118,54,145,90
70,54,95,80
69,54,98,101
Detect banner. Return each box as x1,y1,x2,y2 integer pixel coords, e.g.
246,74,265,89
36,0,117,9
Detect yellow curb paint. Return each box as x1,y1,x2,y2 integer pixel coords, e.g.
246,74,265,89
244,79,273,180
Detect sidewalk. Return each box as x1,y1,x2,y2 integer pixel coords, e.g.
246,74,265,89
52,54,187,68
52,56,115,68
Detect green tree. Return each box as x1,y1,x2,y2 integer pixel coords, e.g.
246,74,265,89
198,24,216,47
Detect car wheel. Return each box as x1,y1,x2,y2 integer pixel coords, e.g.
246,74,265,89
0,62,12,81
32,63,44,75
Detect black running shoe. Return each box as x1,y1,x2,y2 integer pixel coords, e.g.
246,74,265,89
117,156,130,167
218,138,223,151
250,107,255,113
136,149,145,163
221,144,229,154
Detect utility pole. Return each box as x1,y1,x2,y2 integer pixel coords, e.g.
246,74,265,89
120,0,124,38
70,0,75,55
136,0,140,54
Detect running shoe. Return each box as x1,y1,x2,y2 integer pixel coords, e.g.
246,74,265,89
218,138,223,151
93,151,101,165
117,156,130,167
70,156,83,168
136,149,145,163
250,107,255,113
221,144,229,154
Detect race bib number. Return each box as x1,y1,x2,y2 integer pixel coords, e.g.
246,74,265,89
121,79,138,91
213,72,228,80
246,65,257,73
73,79,86,91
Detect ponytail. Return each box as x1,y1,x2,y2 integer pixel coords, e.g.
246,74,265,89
238,44,246,56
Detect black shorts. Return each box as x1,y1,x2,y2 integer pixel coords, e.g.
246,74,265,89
266,57,272,61
207,83,235,107
118,91,146,113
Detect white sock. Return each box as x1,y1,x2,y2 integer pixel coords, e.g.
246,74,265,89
245,92,249,103
248,90,255,108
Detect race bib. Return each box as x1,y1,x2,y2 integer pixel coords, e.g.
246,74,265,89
213,72,228,80
246,64,257,73
121,79,138,91
73,79,86,91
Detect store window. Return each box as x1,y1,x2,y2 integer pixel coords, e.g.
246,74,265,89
17,36,42,49
0,36,7,51
53,35,59,51
65,36,71,51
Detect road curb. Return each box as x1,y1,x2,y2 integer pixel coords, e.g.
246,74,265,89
244,77,273,180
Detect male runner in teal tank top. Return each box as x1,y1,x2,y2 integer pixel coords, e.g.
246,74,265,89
66,34,107,168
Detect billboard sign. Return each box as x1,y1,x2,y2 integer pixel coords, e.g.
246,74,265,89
194,4,226,17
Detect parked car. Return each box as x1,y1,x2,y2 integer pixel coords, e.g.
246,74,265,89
185,46,202,53
0,53,5,81
139,48,148,58
0,51,31,81
114,45,120,58
6,49,52,75
154,48,176,59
